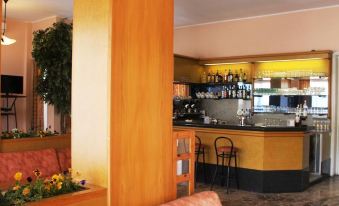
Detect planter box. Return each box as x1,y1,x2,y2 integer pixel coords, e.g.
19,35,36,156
0,134,71,153
27,184,107,206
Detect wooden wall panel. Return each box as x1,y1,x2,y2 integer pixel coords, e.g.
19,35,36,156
110,0,175,205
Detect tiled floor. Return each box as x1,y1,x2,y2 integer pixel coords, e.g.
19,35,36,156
196,176,339,206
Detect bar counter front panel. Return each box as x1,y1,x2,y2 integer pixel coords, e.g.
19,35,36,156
174,122,310,193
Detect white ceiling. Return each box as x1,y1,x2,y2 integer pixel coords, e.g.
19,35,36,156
5,0,73,22
3,0,339,26
175,0,339,27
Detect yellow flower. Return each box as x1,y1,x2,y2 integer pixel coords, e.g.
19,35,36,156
57,182,63,190
14,172,23,181
58,174,64,181
68,168,73,174
12,185,20,191
22,187,30,196
52,174,59,182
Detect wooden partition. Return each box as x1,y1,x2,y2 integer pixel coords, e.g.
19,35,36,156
110,0,175,205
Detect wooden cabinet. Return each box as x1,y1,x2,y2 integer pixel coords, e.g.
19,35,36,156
173,129,195,198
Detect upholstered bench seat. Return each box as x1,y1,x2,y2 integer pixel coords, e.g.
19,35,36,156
0,148,71,189
161,191,222,206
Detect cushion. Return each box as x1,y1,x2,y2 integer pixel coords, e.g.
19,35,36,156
161,191,222,206
56,148,71,173
0,148,61,188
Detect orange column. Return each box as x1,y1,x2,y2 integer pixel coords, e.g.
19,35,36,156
110,0,175,205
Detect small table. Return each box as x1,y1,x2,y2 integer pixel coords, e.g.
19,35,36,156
1,94,26,131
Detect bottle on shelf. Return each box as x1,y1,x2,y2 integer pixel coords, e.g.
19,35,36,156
239,69,243,82
228,85,232,99
223,70,228,83
232,85,237,99
227,69,233,83
243,72,247,82
233,70,239,82
215,70,219,83
246,86,251,100
302,100,308,117
217,70,223,83
242,85,247,100
201,72,207,83
210,71,215,83
238,86,243,99
207,72,211,83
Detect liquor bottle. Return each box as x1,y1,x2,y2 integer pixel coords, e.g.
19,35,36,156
215,70,219,83
227,69,233,83
295,105,301,127
239,69,243,82
211,72,215,83
218,71,223,83
207,72,211,83
242,85,247,100
238,86,243,99
246,87,251,100
228,86,232,99
234,70,239,82
243,72,247,83
303,100,308,117
232,85,237,99
223,70,228,83
225,87,229,99
201,72,207,83
221,86,226,99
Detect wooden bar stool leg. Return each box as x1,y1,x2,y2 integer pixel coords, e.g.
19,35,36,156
210,156,219,190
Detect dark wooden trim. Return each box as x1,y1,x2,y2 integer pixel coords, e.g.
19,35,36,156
174,54,200,61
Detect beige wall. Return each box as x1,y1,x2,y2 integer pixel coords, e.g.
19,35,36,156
1,19,32,131
174,7,339,58
1,16,64,132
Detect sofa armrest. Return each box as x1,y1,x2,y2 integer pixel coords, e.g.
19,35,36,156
161,191,222,206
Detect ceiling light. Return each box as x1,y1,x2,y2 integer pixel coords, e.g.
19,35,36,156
1,0,16,46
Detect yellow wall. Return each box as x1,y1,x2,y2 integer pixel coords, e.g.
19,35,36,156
255,59,329,76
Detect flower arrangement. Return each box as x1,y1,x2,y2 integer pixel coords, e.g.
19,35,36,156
1,128,58,140
0,169,85,206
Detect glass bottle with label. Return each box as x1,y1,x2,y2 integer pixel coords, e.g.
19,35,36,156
201,72,207,83
224,70,228,83
228,69,233,83
207,72,211,83
233,70,239,82
239,69,243,82
215,70,219,83
243,72,247,83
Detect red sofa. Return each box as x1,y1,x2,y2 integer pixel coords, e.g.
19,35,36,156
161,191,222,206
0,148,71,189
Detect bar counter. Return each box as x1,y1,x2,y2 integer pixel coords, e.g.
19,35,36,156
174,120,312,193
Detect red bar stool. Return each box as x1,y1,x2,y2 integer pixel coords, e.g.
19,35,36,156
210,136,239,193
195,136,207,185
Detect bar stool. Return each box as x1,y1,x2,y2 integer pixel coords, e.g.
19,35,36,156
210,136,239,193
195,136,207,185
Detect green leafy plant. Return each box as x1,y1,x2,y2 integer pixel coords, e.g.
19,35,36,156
32,20,72,133
0,170,85,206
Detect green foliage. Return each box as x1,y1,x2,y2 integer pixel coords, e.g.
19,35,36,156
2,171,85,205
32,20,72,115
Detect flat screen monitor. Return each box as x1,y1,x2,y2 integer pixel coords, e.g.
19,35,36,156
1,75,24,94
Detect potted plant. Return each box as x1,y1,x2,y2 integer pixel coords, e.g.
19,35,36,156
32,20,72,134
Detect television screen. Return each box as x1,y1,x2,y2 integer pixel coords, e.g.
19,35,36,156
1,75,24,94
